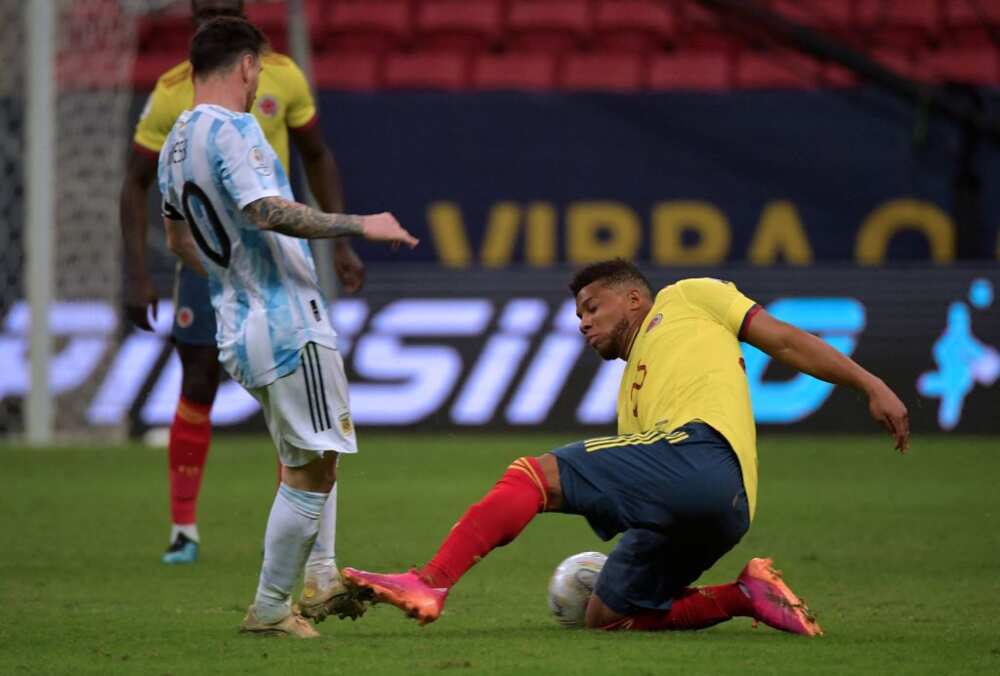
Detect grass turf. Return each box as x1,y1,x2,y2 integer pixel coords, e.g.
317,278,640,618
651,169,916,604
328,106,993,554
1,433,998,675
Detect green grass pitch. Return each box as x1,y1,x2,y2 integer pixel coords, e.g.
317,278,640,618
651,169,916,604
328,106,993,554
1,433,998,674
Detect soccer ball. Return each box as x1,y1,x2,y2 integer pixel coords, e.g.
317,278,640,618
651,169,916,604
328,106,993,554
547,551,607,628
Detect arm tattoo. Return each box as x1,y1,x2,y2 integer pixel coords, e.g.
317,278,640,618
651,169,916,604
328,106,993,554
243,196,363,239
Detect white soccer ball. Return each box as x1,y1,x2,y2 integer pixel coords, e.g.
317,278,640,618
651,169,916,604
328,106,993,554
547,551,607,628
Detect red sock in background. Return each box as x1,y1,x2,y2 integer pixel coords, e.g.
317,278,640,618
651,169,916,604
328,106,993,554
168,397,212,526
418,457,549,589
604,584,753,631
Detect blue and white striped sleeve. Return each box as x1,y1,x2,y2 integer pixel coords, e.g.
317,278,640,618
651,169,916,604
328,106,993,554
213,116,282,213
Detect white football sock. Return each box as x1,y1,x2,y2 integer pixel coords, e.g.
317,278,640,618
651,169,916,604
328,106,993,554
254,483,328,623
171,523,199,543
304,483,338,589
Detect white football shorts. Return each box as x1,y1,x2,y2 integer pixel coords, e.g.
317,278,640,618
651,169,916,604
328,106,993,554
249,342,358,467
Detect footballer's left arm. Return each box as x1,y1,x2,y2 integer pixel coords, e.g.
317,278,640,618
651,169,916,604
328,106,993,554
743,308,910,452
163,217,208,278
290,121,365,294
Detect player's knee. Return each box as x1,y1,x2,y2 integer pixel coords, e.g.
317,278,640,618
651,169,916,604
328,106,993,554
584,594,620,629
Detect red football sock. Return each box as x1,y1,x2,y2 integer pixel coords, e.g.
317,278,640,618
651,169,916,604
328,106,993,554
418,457,549,589
167,397,212,526
604,583,753,631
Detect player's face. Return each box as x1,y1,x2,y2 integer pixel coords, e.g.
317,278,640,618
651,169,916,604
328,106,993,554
191,0,244,29
575,281,633,361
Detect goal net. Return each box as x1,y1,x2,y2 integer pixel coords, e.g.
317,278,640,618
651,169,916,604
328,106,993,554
0,0,138,440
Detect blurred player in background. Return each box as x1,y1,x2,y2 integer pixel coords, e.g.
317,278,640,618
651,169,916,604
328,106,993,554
158,16,417,636
344,259,909,635
119,0,364,605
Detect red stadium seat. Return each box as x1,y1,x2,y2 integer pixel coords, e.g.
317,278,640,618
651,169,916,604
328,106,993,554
592,0,676,53
507,0,592,54
472,52,559,90
675,0,734,49
415,0,504,53
325,0,412,54
920,47,1000,86
855,0,941,49
560,52,644,92
132,52,188,90
383,51,470,90
244,1,289,52
771,0,854,33
312,51,382,91
823,63,859,88
647,51,731,91
869,48,920,80
735,50,820,89
943,0,1000,46
137,12,191,54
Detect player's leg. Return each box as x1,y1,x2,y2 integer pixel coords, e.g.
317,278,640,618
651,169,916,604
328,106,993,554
242,446,336,639
162,265,220,565
342,453,564,625
296,346,366,622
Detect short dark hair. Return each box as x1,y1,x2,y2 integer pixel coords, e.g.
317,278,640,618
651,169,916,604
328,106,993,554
568,258,653,298
190,16,267,79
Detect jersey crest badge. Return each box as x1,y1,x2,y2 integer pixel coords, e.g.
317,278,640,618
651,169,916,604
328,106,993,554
339,412,354,437
257,95,279,118
248,146,272,176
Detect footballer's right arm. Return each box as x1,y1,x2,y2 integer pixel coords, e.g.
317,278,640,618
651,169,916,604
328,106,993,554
242,196,419,248
119,148,160,330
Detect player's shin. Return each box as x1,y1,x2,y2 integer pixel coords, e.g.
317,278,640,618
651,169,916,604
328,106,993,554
418,457,549,589
304,483,338,588
254,484,329,623
600,584,752,631
167,397,212,534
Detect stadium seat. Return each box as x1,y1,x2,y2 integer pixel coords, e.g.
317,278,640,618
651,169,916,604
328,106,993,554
244,1,290,53
415,0,504,53
471,52,559,90
137,12,191,55
560,52,644,92
735,50,820,89
312,52,382,91
855,0,941,50
943,0,1000,46
132,52,189,90
920,47,1000,86
592,0,676,53
325,0,412,54
383,51,470,90
868,48,920,80
507,0,592,54
675,0,735,50
770,0,854,33
823,63,859,88
647,51,731,91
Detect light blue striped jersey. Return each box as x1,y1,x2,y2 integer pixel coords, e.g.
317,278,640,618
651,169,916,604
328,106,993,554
157,104,337,389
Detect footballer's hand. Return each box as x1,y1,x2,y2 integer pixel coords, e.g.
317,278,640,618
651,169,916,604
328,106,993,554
333,240,366,294
125,273,158,331
360,213,419,249
867,381,910,453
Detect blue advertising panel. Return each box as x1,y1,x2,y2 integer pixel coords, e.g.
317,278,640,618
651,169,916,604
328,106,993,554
3,266,995,436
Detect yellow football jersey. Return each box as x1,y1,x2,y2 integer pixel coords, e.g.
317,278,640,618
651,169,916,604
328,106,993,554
133,52,316,172
617,277,760,518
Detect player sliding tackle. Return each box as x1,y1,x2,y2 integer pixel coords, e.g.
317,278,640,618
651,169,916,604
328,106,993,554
157,17,418,638
345,259,909,634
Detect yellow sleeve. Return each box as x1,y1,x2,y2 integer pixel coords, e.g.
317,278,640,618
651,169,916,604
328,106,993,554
677,278,758,336
133,82,183,154
281,59,318,129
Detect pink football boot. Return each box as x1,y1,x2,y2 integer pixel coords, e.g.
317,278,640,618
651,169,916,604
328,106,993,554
738,557,824,636
342,568,449,626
